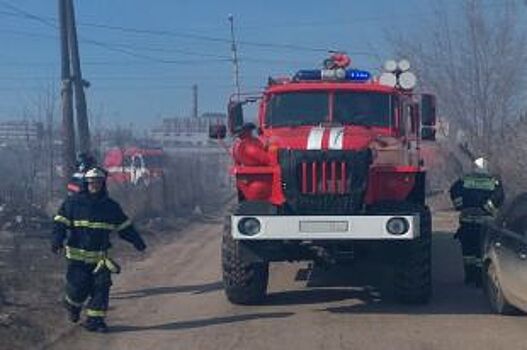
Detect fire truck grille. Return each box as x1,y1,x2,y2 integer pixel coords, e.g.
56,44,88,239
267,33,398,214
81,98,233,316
298,160,351,195
278,149,372,215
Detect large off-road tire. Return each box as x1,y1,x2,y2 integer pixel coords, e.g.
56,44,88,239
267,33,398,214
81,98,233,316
221,202,272,305
483,261,521,315
372,202,432,304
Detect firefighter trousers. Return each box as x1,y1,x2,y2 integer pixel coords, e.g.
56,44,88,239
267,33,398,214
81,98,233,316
64,260,112,318
455,222,484,283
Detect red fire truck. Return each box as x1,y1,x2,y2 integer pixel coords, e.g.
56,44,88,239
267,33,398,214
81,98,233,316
211,54,437,305
103,146,165,186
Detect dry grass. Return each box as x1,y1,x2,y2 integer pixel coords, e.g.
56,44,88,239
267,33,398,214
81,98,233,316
0,150,233,350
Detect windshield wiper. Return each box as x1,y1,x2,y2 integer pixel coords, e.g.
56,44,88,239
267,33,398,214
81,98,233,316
349,121,373,128
271,120,320,127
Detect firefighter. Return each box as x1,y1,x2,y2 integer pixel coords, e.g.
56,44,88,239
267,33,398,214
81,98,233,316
449,157,504,285
67,152,97,194
52,167,146,332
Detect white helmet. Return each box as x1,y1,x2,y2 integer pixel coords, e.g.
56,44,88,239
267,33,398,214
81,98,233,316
84,167,107,181
473,157,489,173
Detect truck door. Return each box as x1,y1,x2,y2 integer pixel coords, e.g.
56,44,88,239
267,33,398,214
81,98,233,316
400,100,416,165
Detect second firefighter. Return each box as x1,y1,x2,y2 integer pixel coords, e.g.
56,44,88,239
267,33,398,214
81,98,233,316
449,157,504,285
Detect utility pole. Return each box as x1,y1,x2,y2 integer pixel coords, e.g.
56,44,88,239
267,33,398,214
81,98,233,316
65,0,91,154
46,100,54,201
192,84,198,118
58,0,76,181
228,14,241,99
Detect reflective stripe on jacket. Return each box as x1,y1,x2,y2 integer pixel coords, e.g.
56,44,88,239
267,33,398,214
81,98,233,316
52,192,145,254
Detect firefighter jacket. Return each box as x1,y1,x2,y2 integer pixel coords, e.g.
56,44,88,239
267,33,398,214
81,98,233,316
52,191,146,263
449,172,504,219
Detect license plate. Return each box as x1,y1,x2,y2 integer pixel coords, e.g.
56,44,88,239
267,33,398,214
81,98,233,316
299,220,349,233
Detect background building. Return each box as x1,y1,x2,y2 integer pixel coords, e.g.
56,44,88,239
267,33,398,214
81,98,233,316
0,121,44,147
150,113,226,148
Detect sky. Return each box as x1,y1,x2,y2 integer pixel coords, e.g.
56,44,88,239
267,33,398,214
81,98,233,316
0,0,502,130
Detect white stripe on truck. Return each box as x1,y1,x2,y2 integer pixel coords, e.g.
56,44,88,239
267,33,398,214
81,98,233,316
306,127,325,150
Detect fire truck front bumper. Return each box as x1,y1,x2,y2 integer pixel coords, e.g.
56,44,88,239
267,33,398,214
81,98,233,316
231,214,420,240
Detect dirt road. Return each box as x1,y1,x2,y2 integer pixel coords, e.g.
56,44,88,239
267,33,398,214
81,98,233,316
45,211,527,350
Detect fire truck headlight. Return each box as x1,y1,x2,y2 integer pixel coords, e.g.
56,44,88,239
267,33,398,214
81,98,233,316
379,72,397,87
398,71,417,90
238,217,261,236
386,217,410,235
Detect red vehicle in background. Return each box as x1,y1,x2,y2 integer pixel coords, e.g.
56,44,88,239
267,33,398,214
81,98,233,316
103,147,165,186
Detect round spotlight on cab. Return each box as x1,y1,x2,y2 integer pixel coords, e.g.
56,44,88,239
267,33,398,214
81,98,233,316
398,71,417,90
383,60,397,72
386,217,410,235
379,72,397,87
237,217,261,236
398,59,411,72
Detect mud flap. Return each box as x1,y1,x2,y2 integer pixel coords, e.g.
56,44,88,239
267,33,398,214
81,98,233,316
237,240,266,264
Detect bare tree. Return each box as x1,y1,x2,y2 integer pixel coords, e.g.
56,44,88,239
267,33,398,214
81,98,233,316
391,0,527,160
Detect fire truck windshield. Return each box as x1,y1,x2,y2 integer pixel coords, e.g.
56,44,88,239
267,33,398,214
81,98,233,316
266,92,328,127
334,92,391,127
266,91,391,127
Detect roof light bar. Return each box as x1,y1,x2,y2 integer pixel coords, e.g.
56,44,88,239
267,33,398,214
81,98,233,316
383,60,398,72
294,69,371,82
379,72,397,87
379,59,417,90
398,59,411,72
398,71,417,90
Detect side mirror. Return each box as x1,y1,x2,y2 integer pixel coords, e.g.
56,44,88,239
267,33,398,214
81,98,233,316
420,93,436,141
209,124,227,139
228,101,244,134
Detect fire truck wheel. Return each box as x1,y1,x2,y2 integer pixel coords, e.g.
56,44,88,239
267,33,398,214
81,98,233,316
394,203,432,304
370,202,432,304
221,202,274,305
222,219,269,304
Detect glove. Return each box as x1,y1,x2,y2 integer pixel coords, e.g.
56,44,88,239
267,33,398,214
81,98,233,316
51,242,63,255
134,240,146,252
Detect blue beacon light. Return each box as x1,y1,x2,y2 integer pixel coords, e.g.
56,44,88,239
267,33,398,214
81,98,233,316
294,69,370,82
345,69,371,81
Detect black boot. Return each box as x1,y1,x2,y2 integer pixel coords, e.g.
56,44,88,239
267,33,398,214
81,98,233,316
83,317,108,333
63,300,81,323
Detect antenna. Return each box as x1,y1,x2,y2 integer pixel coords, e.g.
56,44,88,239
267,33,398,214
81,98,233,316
228,14,241,100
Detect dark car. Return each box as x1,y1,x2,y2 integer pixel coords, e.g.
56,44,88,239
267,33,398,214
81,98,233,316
482,193,527,315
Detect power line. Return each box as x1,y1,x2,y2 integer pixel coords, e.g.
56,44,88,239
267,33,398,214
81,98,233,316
77,21,231,44
0,12,251,63
80,36,231,64
0,28,231,66
0,26,322,66
0,24,330,63
0,83,262,91
0,1,55,27
0,3,231,64
0,1,335,53
1,0,523,56
76,20,332,53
